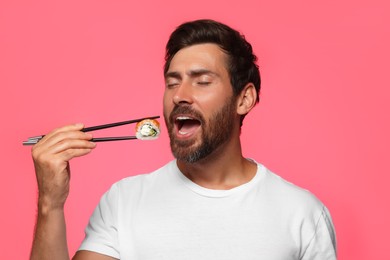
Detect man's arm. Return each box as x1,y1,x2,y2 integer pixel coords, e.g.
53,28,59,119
29,123,101,260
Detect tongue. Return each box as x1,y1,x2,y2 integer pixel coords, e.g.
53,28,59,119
180,120,200,134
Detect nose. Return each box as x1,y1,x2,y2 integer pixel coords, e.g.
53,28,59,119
173,83,193,105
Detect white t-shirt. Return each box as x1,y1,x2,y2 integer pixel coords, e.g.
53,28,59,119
79,160,337,259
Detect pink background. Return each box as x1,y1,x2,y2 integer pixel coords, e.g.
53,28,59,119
1,0,389,259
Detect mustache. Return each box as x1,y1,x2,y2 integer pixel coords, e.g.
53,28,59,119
169,105,205,124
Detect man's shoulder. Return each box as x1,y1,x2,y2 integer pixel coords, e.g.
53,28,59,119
257,163,325,212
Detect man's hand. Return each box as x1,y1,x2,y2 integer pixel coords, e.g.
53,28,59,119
30,123,96,260
32,123,96,210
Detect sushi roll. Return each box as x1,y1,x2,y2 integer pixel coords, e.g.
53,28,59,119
135,119,160,140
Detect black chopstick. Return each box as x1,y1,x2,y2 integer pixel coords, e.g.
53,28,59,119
22,116,160,145
91,136,137,142
82,116,160,132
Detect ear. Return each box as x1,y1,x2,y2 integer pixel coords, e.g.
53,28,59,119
236,83,257,116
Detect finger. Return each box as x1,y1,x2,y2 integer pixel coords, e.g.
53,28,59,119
49,138,97,156
51,123,85,135
38,130,93,151
58,147,95,162
33,141,96,172
32,136,95,164
37,123,85,146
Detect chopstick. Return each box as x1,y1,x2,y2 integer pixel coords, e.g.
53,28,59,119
91,136,138,142
22,116,160,146
82,115,159,132
22,136,139,145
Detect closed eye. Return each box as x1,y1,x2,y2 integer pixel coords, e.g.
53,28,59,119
166,83,179,88
166,78,180,88
197,81,211,86
165,72,181,89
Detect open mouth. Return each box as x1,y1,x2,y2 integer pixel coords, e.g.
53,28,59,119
175,116,201,136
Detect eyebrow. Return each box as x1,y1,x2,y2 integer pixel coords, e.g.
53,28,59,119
165,69,220,79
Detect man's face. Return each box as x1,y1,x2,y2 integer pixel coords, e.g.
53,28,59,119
163,43,237,163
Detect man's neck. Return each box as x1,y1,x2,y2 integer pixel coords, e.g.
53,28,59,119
176,138,257,190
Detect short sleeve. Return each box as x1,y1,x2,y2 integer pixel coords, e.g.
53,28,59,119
78,184,120,259
301,206,337,260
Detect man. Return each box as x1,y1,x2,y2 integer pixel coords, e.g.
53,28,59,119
30,19,337,260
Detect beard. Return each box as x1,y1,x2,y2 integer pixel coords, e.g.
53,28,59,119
164,96,237,163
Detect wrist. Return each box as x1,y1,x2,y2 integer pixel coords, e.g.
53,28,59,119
38,196,65,216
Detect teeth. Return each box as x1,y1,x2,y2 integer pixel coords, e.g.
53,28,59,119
176,116,192,120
